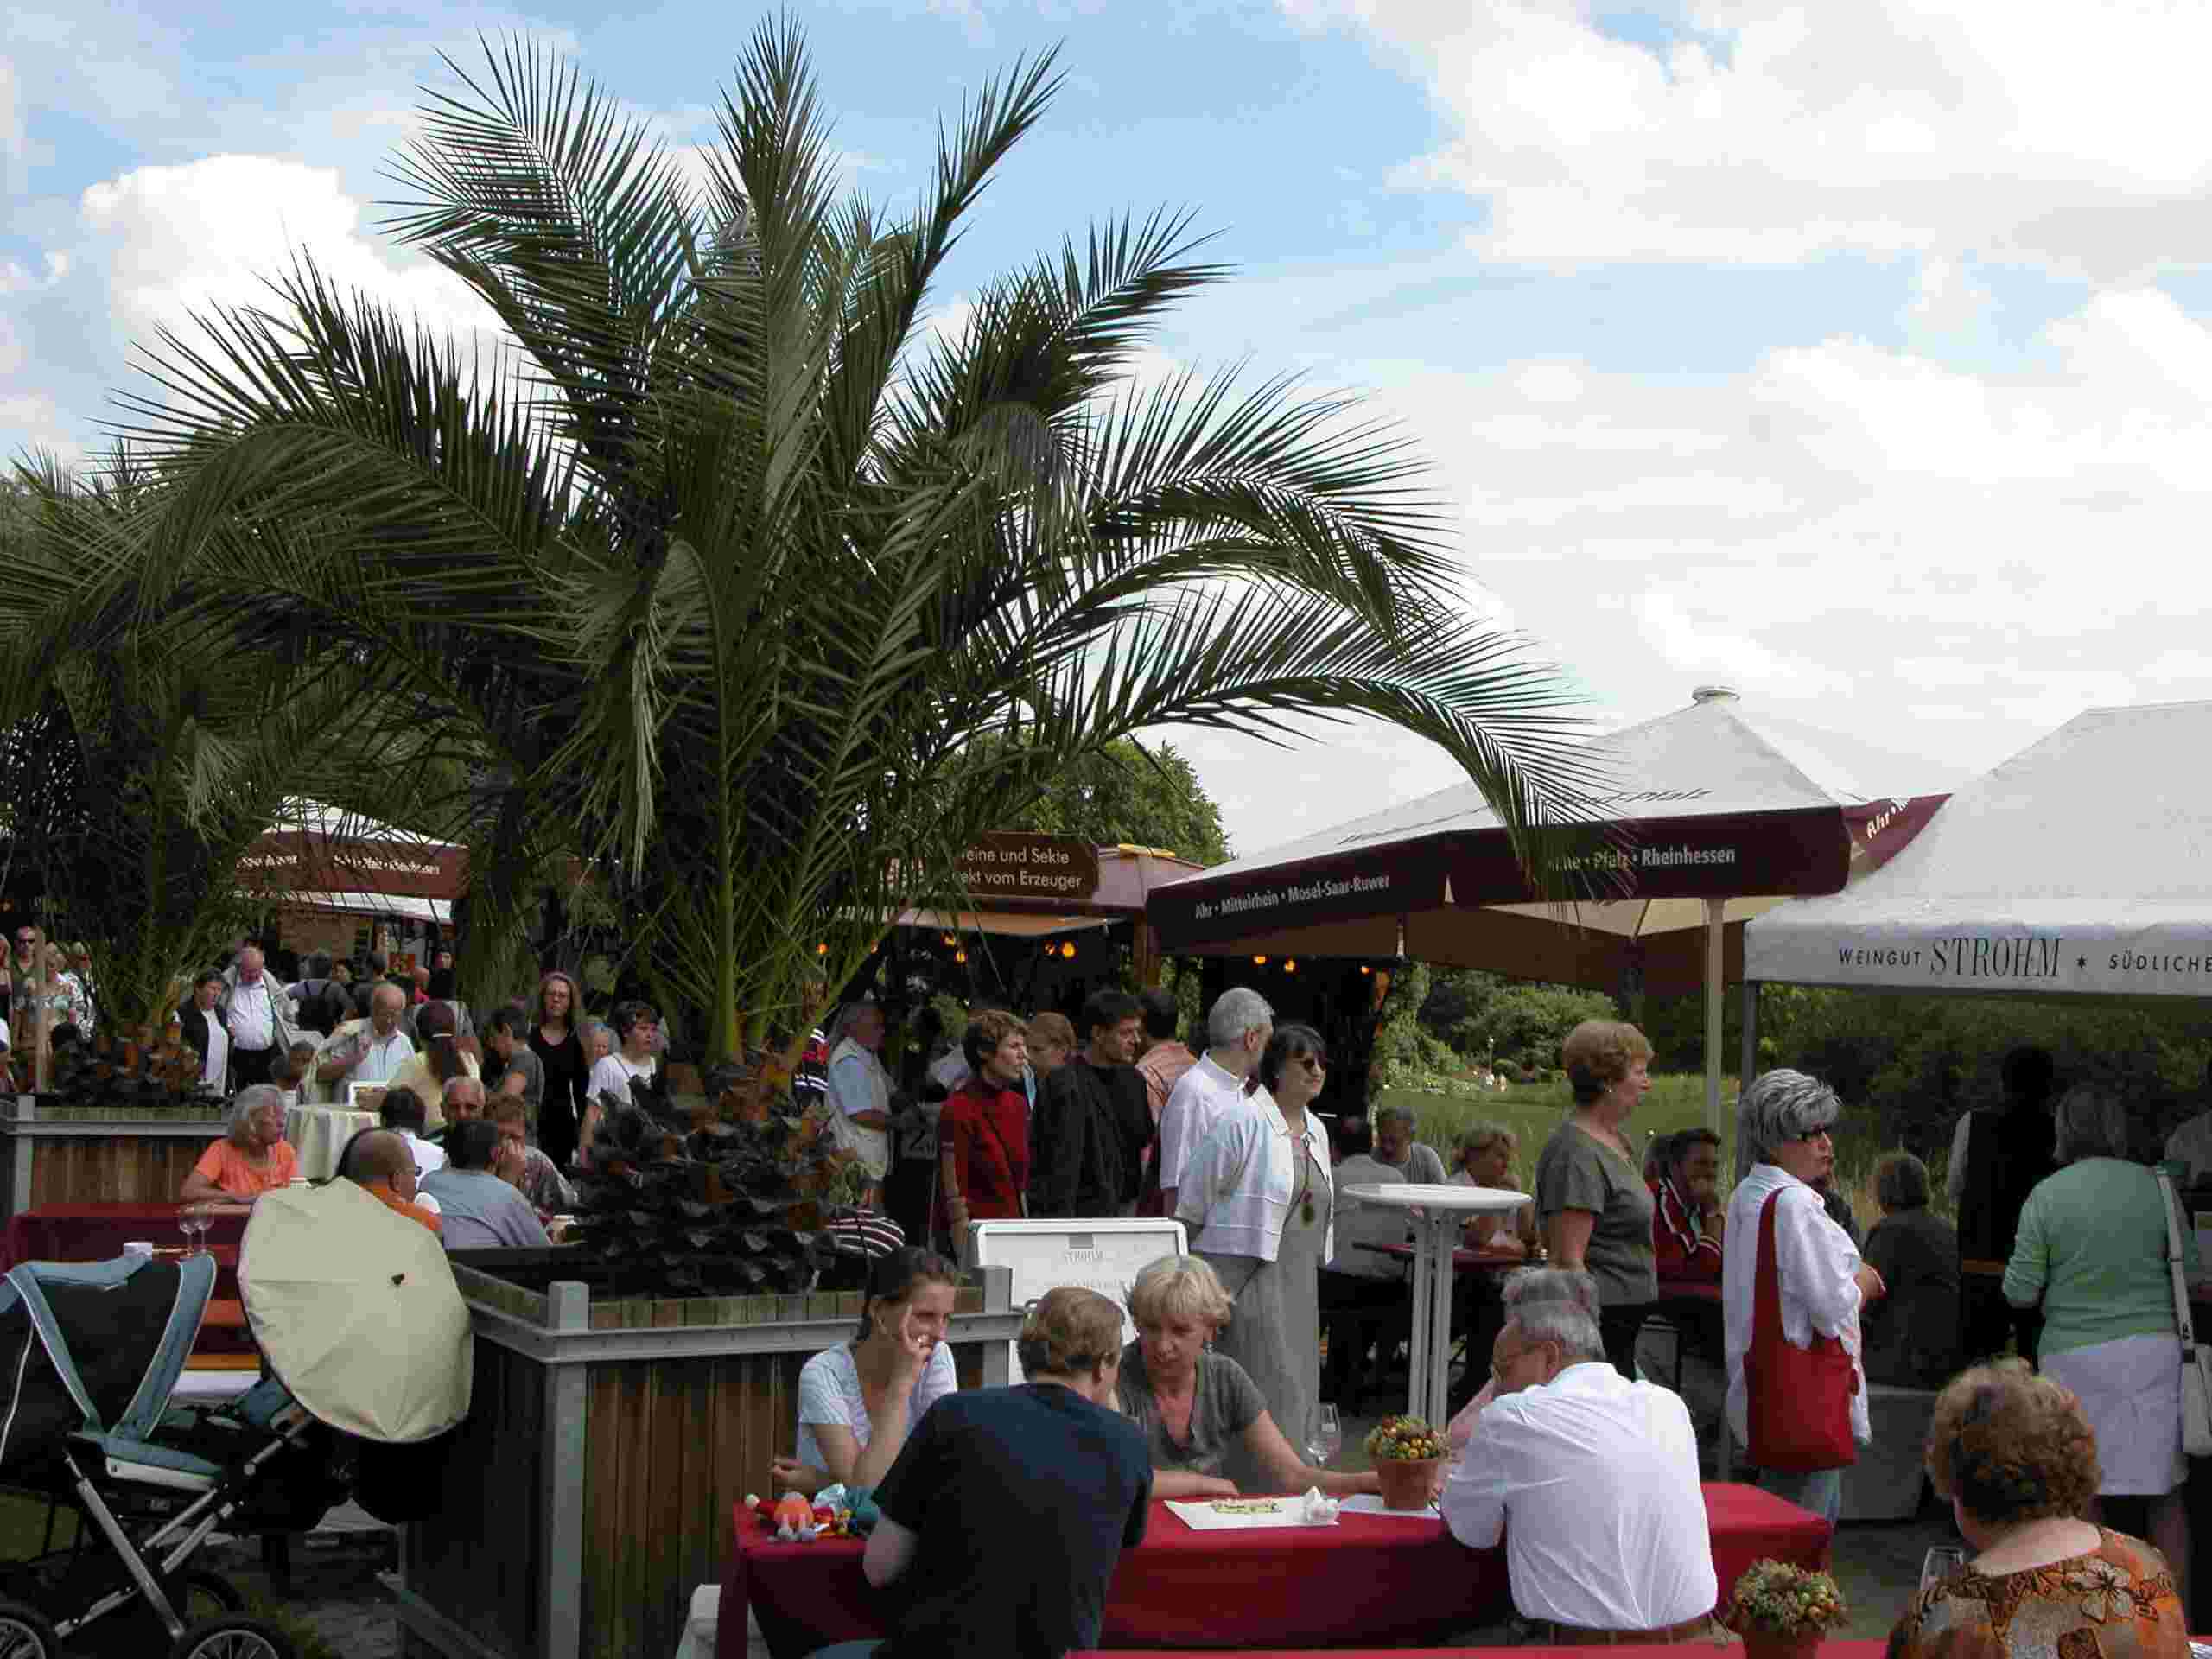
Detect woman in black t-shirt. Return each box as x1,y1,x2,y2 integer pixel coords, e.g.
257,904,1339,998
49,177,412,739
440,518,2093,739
528,971,588,1172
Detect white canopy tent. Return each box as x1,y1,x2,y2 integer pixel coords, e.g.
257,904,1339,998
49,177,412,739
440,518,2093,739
1744,700,2212,1001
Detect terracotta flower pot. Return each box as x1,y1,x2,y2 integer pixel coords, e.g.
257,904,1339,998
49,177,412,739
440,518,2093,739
1372,1456,1440,1512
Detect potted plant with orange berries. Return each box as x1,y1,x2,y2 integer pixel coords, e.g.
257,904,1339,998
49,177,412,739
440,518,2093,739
1721,1558,1850,1659
1363,1414,1445,1511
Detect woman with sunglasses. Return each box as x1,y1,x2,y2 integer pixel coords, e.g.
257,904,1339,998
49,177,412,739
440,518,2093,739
1173,1023,1332,1490
1723,1068,1885,1528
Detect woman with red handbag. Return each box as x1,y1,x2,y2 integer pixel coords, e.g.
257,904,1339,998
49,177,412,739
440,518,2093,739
1722,1069,1886,1526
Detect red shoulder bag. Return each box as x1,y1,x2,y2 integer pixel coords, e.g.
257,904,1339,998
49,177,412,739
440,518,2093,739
1745,1188,1859,1472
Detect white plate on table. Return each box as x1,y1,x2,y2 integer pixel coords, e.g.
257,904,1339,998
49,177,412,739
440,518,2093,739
1164,1498,1338,1531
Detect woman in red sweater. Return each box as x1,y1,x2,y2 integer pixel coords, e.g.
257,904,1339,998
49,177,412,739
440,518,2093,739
939,1008,1031,1262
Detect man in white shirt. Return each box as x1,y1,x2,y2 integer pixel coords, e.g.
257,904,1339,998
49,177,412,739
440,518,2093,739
1155,987,1273,1217
218,944,302,1092
315,982,416,1095
1443,1268,1717,1643
378,1085,448,1179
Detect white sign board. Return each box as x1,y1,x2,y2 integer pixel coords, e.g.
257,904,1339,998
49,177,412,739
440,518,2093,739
969,1218,1187,1382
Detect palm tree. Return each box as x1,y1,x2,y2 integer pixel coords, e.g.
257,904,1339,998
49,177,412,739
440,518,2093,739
86,20,1603,1063
0,455,438,1040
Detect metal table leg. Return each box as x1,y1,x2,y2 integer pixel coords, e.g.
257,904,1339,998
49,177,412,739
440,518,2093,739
1405,1217,1438,1422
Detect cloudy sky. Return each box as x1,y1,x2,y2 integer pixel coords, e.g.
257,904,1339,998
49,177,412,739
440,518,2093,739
6,2,2205,857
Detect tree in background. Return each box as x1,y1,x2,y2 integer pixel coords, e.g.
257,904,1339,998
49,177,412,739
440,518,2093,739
1459,982,1619,1079
62,23,1600,1067
1417,967,1503,1052
949,734,1230,866
0,460,419,1039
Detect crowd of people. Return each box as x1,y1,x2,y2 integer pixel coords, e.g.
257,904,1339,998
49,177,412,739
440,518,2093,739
18,925,2201,1655
132,944,623,1255
793,1007,2200,1658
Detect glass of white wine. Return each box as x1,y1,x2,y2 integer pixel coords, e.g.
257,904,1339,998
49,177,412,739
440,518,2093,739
1920,1546,1967,1593
1307,1402,1342,1468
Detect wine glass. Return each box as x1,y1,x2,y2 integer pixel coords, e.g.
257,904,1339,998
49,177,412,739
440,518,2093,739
177,1206,196,1255
1920,1545,1967,1592
1307,1403,1343,1468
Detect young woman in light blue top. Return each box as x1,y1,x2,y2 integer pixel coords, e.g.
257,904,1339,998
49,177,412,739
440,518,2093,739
772,1247,959,1497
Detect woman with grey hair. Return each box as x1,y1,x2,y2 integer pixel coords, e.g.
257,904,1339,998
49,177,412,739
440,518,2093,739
1721,1068,1884,1526
1860,1152,1961,1388
178,1084,300,1202
2005,1082,2196,1601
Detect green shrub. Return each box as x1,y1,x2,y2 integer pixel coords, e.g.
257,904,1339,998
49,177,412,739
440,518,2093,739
1462,983,1619,1073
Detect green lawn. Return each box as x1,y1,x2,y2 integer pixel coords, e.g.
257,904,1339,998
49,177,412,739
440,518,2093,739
1374,1073,1939,1225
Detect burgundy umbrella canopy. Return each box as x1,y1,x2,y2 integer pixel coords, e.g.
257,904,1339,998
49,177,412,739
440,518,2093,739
1148,687,1949,1126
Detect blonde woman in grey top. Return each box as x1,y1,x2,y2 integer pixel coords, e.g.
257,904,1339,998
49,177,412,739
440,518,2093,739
1535,1020,1657,1378
1116,1254,1377,1500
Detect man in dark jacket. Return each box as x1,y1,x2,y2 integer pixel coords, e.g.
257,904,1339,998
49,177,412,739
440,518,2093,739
1027,991,1150,1218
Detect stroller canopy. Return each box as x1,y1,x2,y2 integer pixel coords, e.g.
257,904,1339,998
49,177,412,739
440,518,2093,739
240,1181,472,1442
0,1253,217,1479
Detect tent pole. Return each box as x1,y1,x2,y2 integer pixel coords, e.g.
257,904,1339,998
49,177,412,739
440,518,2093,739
1739,980,1759,1092
1738,980,1760,1178
1703,899,1724,1133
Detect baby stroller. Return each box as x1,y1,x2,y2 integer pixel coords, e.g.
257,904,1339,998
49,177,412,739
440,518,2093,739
0,1179,474,1657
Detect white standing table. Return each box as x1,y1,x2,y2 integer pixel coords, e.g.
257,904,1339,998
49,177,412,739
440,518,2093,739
1338,1183,1530,1426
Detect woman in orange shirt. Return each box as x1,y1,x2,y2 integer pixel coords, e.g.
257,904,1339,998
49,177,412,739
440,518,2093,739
181,1084,300,1202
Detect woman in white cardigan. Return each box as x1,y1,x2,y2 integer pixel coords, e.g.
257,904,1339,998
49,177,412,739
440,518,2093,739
1723,1067,1886,1527
1174,1023,1333,1489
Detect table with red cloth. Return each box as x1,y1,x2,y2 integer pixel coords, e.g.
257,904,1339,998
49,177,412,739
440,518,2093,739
719,1482,1831,1659
1072,1646,1888,1659
1,1203,248,1300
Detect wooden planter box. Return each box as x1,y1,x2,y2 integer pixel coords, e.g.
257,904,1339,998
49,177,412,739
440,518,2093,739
390,1256,1024,1659
0,1096,229,1216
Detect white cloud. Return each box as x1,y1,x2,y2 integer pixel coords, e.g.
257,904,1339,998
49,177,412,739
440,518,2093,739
1283,1,2212,283
78,155,501,358
0,391,83,464
1154,280,2212,851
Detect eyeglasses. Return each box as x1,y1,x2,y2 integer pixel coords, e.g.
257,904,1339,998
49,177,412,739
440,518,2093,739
1295,1054,1327,1072
1789,1128,1835,1145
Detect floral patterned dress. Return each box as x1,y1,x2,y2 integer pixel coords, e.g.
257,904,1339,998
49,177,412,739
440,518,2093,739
1886,1528,2186,1659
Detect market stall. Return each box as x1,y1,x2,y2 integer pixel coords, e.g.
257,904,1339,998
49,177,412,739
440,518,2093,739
1740,696,2212,1605
1150,688,1948,1126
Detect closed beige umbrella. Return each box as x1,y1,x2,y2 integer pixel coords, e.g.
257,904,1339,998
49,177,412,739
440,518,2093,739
239,1179,473,1442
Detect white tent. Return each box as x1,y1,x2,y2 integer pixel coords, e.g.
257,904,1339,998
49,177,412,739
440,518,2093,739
1745,700,2212,1000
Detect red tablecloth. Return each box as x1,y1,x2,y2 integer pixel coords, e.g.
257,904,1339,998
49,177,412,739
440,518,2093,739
1,1204,247,1300
719,1483,1830,1659
1071,1645,1885,1659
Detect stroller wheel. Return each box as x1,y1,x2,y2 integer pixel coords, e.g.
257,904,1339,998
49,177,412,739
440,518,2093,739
0,1600,60,1659
167,1615,299,1659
